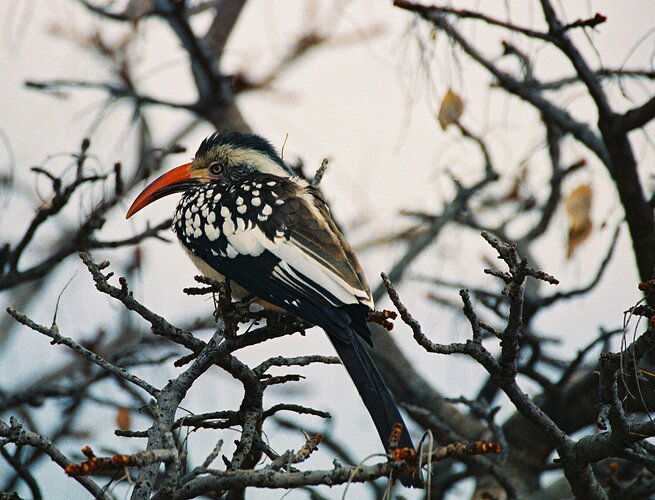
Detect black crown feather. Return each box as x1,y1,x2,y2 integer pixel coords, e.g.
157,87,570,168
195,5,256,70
197,132,286,166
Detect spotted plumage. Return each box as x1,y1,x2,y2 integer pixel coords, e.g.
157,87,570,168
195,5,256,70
172,170,374,339
173,174,289,254
126,132,422,488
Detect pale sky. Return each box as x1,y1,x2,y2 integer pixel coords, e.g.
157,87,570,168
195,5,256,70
1,1,654,498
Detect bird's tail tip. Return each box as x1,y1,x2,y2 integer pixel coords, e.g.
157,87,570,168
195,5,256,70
400,474,424,488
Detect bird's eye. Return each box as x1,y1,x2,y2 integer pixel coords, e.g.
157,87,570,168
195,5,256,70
208,162,222,176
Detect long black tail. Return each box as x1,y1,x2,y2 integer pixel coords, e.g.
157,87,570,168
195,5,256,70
327,329,423,488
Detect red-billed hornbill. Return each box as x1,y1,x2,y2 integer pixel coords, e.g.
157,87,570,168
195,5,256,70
126,132,422,487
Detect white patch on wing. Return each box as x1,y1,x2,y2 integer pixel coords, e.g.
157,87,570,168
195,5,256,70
296,190,374,308
223,219,235,235
222,219,364,306
221,207,235,234
225,244,238,258
223,224,268,257
205,223,220,241
190,181,373,310
272,261,341,306
271,238,363,305
271,263,306,295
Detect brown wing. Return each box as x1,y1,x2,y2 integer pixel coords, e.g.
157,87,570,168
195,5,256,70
224,176,374,309
293,185,373,307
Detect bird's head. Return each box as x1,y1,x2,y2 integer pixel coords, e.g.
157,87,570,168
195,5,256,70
126,132,291,218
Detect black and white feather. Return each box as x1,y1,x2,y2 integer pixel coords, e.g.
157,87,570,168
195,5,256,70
172,171,375,336
168,133,422,487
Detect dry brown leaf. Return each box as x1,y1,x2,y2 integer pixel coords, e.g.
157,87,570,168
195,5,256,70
565,183,593,258
438,89,464,129
116,407,131,431
566,184,592,217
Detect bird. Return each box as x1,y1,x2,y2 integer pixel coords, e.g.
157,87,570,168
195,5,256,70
126,132,422,487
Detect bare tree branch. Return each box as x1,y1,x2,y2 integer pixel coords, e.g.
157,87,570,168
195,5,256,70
0,418,110,499
616,95,655,133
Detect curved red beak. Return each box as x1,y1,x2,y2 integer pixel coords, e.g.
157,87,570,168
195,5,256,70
126,162,195,219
